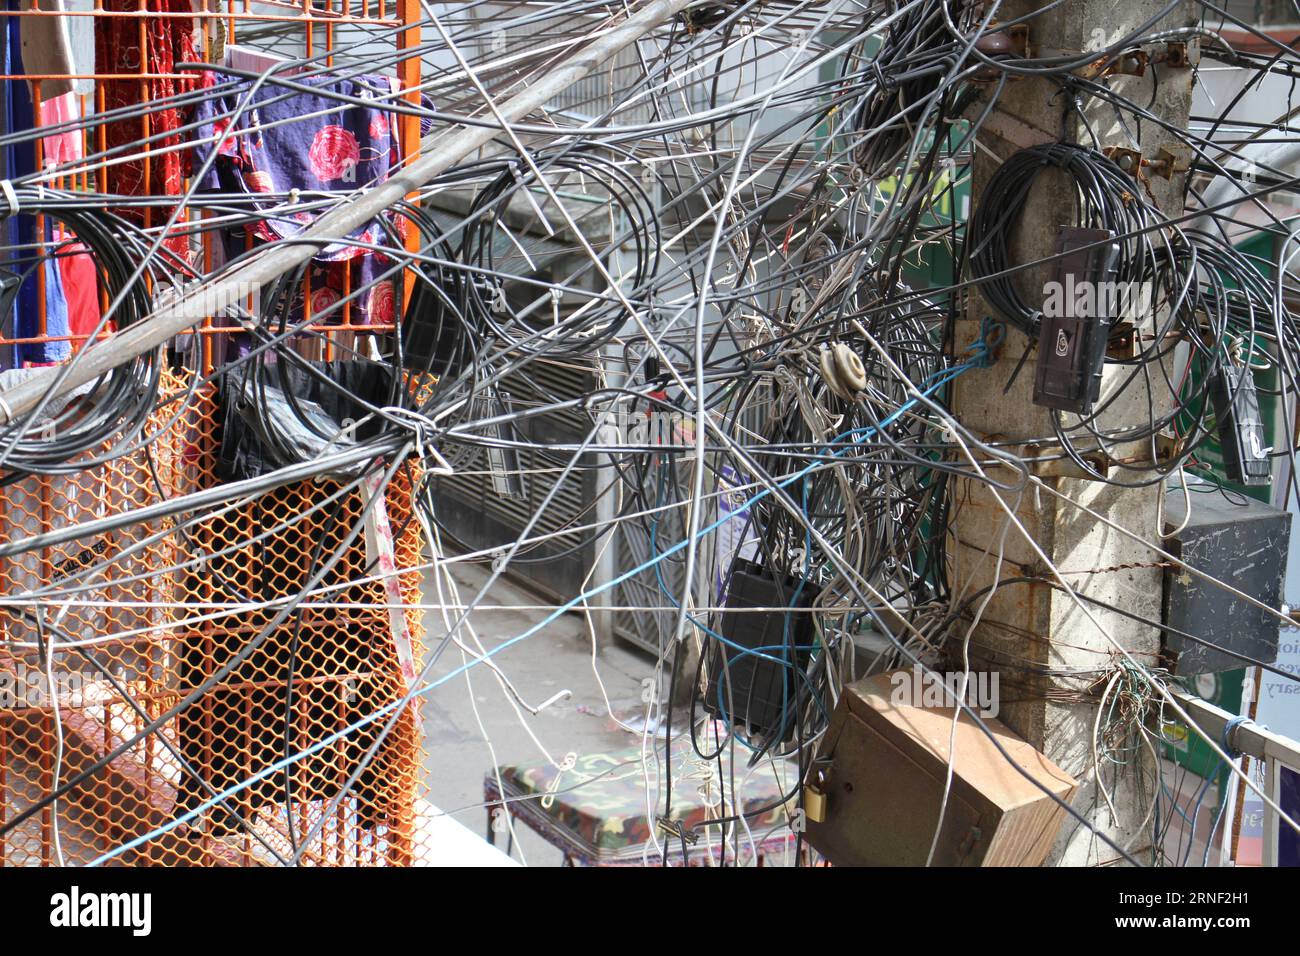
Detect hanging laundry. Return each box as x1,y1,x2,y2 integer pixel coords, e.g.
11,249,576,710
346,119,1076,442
19,222,72,364
2,0,71,365
39,90,80,167
192,70,405,327
95,0,197,263
54,225,103,346
38,92,105,346
16,0,76,99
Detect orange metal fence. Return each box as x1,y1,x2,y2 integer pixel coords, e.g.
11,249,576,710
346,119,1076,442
1,2,435,865
0,372,429,866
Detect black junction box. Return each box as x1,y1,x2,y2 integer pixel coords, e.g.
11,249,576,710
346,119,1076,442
703,559,821,740
1162,491,1291,674
1211,364,1271,487
1032,225,1120,415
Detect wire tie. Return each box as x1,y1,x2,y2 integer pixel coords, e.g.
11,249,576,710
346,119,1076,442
871,60,891,90
1223,715,1250,759
0,180,17,218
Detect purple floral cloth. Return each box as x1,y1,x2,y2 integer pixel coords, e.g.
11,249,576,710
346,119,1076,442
192,70,404,326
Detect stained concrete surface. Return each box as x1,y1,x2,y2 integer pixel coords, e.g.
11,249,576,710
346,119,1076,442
419,559,658,866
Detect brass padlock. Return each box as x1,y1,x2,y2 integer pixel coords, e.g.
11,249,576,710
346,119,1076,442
803,770,828,824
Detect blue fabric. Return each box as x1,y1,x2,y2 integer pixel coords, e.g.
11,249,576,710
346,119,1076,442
192,71,403,328
192,71,399,259
2,0,71,366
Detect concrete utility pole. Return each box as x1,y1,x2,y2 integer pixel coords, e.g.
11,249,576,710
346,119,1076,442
952,0,1199,864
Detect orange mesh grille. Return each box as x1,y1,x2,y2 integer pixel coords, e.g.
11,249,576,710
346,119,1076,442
0,370,428,866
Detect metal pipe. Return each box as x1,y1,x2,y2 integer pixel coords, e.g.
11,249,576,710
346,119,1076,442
1171,688,1300,767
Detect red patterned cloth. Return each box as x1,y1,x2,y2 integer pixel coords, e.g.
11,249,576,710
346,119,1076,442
94,0,197,261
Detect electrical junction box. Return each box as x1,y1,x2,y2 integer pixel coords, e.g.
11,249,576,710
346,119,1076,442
1032,225,1120,415
703,560,821,741
1162,491,1291,674
804,671,1076,866
1211,364,1271,487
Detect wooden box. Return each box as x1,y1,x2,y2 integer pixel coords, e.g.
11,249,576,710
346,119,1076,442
805,670,1076,866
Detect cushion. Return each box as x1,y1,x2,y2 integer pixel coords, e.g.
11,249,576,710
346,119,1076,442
487,738,793,860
